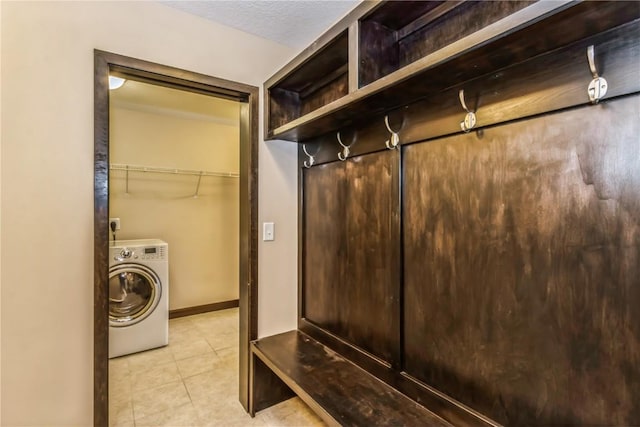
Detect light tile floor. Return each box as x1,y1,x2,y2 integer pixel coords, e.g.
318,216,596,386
109,308,325,427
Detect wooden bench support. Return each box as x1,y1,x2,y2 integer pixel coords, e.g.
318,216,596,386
249,355,296,415
249,330,453,426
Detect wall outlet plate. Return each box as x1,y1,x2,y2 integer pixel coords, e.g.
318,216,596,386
109,218,121,230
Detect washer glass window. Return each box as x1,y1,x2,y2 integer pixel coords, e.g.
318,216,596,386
109,264,161,327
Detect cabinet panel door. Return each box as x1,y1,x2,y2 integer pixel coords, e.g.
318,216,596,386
403,94,640,425
304,150,400,364
302,161,346,332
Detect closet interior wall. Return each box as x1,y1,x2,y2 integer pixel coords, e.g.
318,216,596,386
109,90,240,311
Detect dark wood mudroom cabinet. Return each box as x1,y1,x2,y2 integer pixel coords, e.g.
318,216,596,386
252,1,640,425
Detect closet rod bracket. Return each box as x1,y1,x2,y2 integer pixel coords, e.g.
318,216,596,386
193,171,203,198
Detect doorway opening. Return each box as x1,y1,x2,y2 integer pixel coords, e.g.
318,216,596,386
94,50,259,426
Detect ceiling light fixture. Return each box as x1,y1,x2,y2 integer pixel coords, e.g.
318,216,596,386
109,76,126,90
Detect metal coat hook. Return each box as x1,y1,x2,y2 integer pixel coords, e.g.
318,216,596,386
302,144,316,168
587,45,608,104
459,89,477,132
384,115,400,150
337,132,353,161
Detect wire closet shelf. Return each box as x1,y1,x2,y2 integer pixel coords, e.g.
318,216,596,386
110,163,239,197
109,163,239,178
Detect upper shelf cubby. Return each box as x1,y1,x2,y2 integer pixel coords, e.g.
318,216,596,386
267,30,349,134
264,0,640,142
358,1,532,87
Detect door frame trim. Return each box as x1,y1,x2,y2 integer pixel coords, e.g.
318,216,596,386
93,50,259,426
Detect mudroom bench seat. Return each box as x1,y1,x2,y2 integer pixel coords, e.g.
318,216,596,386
249,330,453,427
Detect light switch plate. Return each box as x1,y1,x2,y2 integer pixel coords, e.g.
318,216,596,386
263,222,275,241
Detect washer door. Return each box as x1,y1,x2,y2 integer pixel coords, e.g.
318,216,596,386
109,263,162,327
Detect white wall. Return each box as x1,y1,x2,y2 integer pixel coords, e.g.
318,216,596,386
0,1,297,425
258,142,300,338
0,1,3,420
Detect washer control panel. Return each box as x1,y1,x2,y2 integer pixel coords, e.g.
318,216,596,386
111,244,167,262
140,246,163,260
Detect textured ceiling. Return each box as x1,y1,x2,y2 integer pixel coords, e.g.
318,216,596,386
161,0,359,48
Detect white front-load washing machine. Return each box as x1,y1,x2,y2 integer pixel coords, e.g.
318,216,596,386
109,239,169,358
